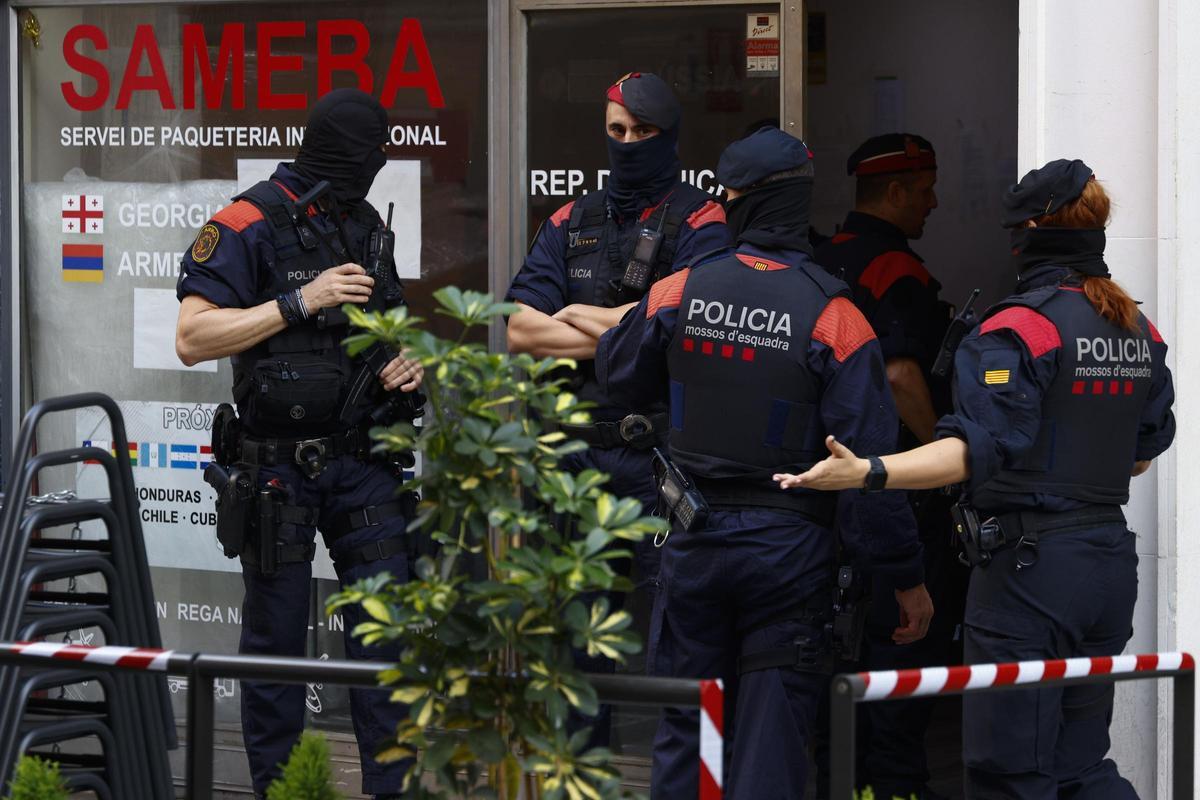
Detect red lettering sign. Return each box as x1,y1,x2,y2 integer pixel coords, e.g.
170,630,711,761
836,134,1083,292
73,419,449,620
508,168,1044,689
182,23,246,109
116,25,175,110
61,25,109,112
59,19,446,111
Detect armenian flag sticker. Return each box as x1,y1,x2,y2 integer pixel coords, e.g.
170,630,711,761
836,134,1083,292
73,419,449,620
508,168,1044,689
62,243,103,283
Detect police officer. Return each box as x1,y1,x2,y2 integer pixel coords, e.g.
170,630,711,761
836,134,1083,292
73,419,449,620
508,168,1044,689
175,89,422,800
812,134,961,800
505,71,730,736
597,127,933,799
778,159,1176,799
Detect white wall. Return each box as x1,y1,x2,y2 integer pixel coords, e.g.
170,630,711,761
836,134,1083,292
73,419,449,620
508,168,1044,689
805,0,1019,309
1020,0,1199,795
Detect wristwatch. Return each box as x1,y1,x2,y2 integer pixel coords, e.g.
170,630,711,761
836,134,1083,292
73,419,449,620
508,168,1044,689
862,456,888,493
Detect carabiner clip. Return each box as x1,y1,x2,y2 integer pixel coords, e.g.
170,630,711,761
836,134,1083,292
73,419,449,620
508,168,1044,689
1015,535,1039,571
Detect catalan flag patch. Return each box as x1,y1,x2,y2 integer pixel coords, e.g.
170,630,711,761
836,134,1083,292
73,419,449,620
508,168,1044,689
984,369,1011,385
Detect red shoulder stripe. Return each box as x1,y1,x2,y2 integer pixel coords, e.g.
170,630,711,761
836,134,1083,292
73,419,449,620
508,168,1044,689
550,201,575,227
831,232,856,244
211,200,265,233
646,269,690,319
980,307,1061,357
813,297,877,362
1146,319,1164,343
687,200,726,229
735,253,789,272
858,251,930,299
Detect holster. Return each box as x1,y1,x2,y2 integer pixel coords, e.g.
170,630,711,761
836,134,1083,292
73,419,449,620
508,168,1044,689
829,564,870,663
203,462,257,559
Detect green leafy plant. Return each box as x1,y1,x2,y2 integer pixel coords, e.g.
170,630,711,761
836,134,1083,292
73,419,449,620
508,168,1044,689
265,732,344,800
329,288,662,799
4,756,68,800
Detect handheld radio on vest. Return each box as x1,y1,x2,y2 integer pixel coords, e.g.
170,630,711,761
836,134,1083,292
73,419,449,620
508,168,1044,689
621,203,669,295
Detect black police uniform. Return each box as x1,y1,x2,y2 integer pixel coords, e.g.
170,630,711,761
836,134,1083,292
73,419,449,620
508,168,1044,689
177,90,416,799
812,134,962,799
598,128,924,799
936,160,1175,799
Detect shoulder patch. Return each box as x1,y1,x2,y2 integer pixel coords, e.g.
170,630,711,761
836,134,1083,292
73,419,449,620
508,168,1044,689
980,306,1061,357
646,268,690,319
687,200,726,229
550,201,575,228
211,200,265,233
1146,318,1164,343
191,224,221,263
813,297,877,362
735,253,789,272
858,251,930,299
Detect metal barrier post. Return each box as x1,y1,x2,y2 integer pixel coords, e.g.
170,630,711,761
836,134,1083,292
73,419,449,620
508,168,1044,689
187,664,215,800
1174,668,1195,800
829,675,859,800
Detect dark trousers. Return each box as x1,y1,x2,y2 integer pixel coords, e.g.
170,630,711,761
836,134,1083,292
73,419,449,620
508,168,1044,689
560,445,661,748
856,506,968,797
651,508,834,800
239,455,411,797
962,522,1138,800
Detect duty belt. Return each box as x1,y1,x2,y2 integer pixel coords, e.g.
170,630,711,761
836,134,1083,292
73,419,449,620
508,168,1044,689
240,426,372,476
975,503,1126,570
559,413,667,450
983,504,1126,547
692,476,835,524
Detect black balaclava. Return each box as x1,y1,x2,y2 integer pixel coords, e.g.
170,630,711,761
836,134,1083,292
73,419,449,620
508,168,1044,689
725,178,814,254
293,88,389,205
603,72,682,216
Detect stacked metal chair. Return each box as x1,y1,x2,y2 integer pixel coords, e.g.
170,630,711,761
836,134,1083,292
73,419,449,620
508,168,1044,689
0,393,176,798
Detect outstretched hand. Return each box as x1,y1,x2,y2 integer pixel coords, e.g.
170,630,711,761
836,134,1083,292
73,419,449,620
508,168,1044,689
773,435,871,491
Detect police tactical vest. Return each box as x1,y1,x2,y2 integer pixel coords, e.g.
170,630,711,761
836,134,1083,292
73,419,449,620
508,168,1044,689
230,180,385,437
563,182,713,419
974,285,1160,507
666,248,847,483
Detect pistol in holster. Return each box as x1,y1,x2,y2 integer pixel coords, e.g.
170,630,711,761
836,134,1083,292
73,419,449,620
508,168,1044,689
828,564,870,663
951,501,1003,567
651,447,709,533
204,403,255,559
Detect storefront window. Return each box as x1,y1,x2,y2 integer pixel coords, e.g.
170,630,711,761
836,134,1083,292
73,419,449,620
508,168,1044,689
17,0,486,770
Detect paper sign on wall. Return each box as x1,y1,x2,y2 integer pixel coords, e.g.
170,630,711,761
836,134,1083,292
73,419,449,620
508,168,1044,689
746,13,780,77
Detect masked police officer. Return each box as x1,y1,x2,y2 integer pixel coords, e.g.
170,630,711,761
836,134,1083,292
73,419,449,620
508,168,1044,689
779,160,1176,799
597,127,933,799
175,89,422,800
505,71,730,739
812,134,962,800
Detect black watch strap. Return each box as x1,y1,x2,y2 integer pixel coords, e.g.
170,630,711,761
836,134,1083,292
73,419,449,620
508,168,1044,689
862,456,887,492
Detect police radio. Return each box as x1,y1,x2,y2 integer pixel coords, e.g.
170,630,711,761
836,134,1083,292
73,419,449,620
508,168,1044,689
651,447,709,533
932,288,982,378
621,204,669,295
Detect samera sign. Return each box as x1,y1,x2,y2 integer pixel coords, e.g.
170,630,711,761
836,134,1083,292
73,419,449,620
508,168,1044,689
61,19,445,112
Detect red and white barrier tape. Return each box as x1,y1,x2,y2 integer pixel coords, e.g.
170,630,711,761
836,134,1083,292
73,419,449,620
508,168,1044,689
1,641,175,671
699,678,723,800
861,651,1194,702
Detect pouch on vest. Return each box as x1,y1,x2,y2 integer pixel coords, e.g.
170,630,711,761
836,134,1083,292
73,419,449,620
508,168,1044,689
242,353,348,428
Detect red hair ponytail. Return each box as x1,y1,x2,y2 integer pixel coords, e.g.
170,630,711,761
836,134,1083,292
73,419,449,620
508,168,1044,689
1036,179,1140,332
